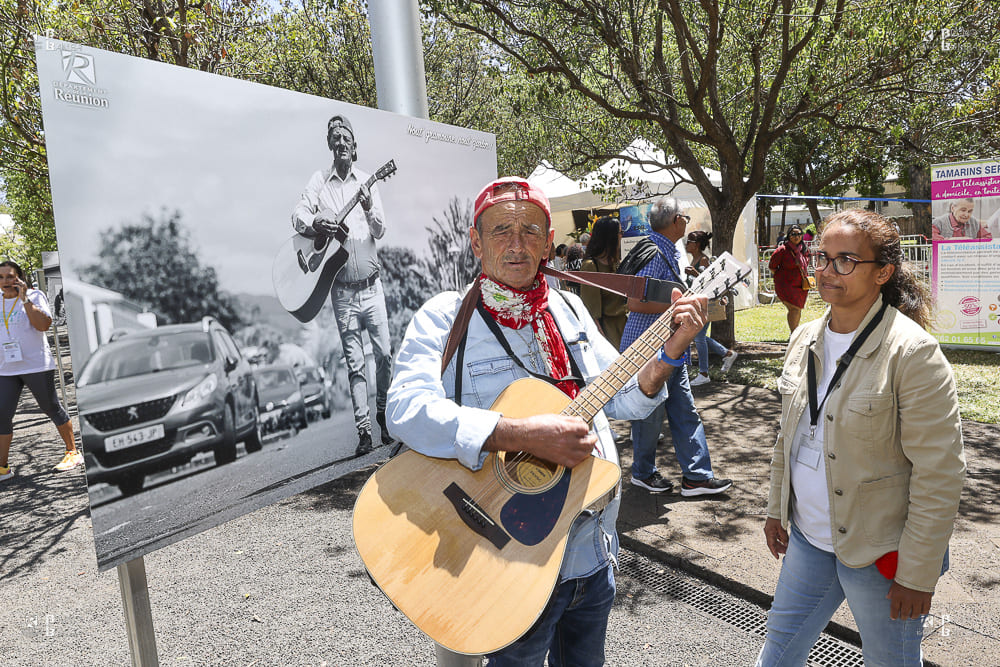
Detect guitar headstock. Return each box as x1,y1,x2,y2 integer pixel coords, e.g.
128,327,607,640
689,252,753,300
376,160,397,181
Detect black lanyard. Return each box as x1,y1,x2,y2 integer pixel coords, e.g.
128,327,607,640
806,301,888,437
475,300,584,391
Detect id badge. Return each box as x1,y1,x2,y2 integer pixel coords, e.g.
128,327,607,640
2,340,22,363
794,432,822,470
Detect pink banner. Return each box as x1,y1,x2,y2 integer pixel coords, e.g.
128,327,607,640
931,175,1000,199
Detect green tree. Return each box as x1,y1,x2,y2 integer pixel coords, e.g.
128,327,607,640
426,0,999,343
82,209,243,331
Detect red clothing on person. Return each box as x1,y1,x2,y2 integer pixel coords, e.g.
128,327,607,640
769,242,810,309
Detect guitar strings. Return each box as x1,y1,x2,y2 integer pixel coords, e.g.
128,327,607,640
464,265,747,510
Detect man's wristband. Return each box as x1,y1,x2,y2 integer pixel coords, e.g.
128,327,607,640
657,347,685,367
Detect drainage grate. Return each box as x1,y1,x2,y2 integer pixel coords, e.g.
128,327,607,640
618,548,865,667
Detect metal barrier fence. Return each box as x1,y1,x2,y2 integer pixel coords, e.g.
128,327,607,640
757,238,932,303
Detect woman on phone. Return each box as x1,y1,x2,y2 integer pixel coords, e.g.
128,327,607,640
768,225,811,334
0,260,82,482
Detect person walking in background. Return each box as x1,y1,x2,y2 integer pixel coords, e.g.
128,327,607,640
621,197,733,497
291,114,393,455
684,230,737,386
768,225,811,335
579,216,628,351
0,260,82,482
563,244,585,295
758,210,965,666
553,243,568,270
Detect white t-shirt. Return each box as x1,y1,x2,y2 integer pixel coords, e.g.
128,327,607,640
0,289,56,376
790,324,854,552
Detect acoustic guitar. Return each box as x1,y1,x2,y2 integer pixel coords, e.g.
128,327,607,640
272,159,397,323
352,253,751,655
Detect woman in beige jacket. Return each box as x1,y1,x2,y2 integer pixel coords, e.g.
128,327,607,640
757,210,965,666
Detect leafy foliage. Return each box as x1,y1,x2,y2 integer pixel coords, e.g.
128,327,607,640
81,209,243,331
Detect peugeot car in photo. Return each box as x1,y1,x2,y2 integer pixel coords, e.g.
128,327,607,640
77,317,262,497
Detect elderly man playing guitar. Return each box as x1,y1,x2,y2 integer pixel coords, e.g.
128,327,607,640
381,177,707,665
292,113,393,456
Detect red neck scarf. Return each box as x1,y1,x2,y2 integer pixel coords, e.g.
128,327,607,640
478,272,579,398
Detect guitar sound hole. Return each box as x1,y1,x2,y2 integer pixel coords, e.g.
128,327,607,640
496,452,563,494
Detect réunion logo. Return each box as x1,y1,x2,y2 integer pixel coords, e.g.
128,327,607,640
62,50,96,85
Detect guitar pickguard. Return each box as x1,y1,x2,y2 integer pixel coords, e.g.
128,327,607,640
499,470,570,546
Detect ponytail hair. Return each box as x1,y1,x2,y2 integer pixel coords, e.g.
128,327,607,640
819,210,932,330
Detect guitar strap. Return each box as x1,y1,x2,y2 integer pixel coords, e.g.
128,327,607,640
541,265,682,304
474,299,585,391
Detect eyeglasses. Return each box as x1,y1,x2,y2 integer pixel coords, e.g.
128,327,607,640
676,214,691,225
788,232,803,237
814,251,882,276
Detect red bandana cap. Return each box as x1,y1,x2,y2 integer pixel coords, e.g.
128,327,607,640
474,177,551,228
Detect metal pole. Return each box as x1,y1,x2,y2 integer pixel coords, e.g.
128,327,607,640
369,6,478,666
117,557,160,666
368,0,429,119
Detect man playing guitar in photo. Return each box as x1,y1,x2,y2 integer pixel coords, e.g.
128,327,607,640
291,114,393,456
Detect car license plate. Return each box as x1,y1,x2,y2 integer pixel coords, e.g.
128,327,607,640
105,424,165,452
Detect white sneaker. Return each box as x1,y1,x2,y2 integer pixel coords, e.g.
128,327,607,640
721,350,739,373
0,466,12,482
690,372,711,386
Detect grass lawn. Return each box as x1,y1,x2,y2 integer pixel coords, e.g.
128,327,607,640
725,294,1000,424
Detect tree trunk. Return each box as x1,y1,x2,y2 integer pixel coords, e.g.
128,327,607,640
906,162,933,239
705,202,746,348
806,198,822,226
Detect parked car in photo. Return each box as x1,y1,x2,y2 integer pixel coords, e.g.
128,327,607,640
77,317,262,497
295,364,332,421
253,364,308,436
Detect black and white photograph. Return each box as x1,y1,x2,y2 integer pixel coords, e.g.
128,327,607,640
34,36,496,570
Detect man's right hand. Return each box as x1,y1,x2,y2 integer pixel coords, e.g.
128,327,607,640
485,415,596,469
312,209,343,236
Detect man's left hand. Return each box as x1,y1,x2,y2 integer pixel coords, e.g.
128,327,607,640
661,288,707,359
887,582,932,620
359,184,372,212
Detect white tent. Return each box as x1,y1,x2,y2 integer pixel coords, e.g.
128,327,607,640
529,138,758,308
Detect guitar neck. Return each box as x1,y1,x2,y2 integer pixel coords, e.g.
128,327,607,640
561,251,751,424
562,305,679,424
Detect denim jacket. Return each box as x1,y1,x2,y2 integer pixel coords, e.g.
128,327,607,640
387,287,666,581
768,295,966,592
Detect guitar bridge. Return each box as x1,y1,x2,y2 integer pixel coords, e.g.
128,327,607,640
444,483,510,550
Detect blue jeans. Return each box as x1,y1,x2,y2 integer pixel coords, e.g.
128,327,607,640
630,365,713,481
331,278,393,432
487,564,616,666
756,525,930,667
693,323,728,374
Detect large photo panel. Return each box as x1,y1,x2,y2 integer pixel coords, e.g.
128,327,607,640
35,36,496,570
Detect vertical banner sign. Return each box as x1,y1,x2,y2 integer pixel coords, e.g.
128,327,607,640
930,158,1000,349
35,36,497,570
